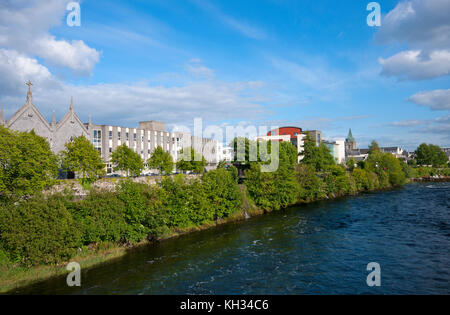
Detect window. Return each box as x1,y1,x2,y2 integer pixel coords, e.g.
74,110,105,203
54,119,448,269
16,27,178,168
109,147,112,153
126,132,129,141
93,130,102,155
109,131,112,140
118,131,121,140
133,133,137,141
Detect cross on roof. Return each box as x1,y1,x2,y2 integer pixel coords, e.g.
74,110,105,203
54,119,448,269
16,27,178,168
26,80,33,88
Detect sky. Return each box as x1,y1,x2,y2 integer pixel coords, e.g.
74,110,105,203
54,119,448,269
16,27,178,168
0,0,449,150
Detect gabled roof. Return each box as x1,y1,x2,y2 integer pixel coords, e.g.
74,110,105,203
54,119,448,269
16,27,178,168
6,86,52,132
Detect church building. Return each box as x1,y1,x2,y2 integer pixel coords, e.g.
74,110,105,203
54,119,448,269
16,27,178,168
0,81,90,154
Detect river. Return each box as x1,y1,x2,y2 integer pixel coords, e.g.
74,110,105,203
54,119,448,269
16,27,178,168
13,182,450,294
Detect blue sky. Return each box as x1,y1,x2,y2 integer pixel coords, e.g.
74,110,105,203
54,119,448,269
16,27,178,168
0,0,449,150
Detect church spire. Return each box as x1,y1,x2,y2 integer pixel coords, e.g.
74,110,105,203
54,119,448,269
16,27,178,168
26,80,33,104
346,128,355,142
70,96,74,111
51,110,56,126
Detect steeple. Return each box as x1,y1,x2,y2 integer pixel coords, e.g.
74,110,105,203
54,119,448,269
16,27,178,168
346,129,355,142
26,80,33,105
0,105,4,126
69,97,75,123
70,96,74,111
51,110,56,126
88,114,92,127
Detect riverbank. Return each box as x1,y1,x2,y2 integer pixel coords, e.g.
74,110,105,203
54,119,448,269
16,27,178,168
0,181,393,294
0,167,445,293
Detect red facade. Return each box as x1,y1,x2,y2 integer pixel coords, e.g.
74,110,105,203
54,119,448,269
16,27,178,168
267,127,302,140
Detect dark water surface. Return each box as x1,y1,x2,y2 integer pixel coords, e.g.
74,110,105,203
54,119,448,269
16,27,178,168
14,182,450,294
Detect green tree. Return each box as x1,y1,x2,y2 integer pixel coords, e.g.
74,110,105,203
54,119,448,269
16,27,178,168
0,126,58,198
148,146,174,175
301,134,335,171
111,144,144,177
346,157,357,171
176,147,207,174
60,135,105,184
245,141,300,210
368,140,381,155
415,143,447,167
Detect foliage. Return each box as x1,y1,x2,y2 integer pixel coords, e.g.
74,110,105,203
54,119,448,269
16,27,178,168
148,146,174,175
176,147,207,174
368,140,381,155
295,164,326,201
202,169,242,219
71,190,128,245
245,142,300,210
0,126,58,198
60,135,105,184
301,134,335,171
346,157,357,171
415,143,448,167
117,180,152,243
0,194,81,266
111,144,144,177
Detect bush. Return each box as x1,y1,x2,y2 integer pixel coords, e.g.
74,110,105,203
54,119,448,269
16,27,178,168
0,194,81,266
246,162,300,211
295,164,326,202
72,190,128,245
117,180,152,243
202,168,242,219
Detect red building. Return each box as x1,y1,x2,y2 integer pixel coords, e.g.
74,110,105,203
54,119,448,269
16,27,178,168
267,127,303,146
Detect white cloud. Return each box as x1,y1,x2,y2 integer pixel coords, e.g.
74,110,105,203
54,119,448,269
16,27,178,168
409,89,450,110
0,53,268,126
376,0,450,49
0,0,100,75
0,49,59,97
379,50,450,80
35,36,100,76
376,0,450,80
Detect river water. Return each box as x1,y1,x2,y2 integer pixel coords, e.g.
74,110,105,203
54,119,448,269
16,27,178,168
13,182,450,294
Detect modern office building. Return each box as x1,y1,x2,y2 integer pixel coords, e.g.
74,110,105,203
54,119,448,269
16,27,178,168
323,140,346,164
305,130,322,146
256,126,307,162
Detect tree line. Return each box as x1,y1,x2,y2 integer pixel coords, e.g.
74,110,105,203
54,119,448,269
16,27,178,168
0,126,207,198
0,126,449,270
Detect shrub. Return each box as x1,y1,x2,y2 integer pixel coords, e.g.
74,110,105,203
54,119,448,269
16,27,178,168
72,190,128,245
117,180,151,243
0,194,81,266
202,168,242,219
295,164,326,202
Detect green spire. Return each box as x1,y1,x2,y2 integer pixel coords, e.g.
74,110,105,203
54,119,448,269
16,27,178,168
346,129,355,142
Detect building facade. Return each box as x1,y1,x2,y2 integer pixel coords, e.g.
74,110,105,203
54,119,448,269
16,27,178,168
1,82,90,154
323,140,346,164
256,126,307,163
1,83,219,175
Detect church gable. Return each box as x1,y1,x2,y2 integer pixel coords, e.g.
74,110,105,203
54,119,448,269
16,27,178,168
6,83,52,140
53,98,90,153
